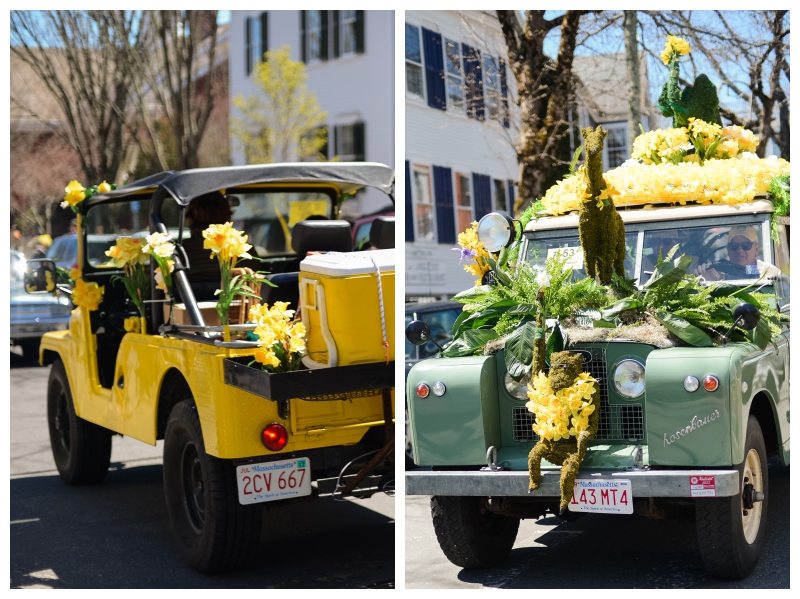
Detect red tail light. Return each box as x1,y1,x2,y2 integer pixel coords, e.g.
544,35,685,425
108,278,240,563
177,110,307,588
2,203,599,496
261,423,288,451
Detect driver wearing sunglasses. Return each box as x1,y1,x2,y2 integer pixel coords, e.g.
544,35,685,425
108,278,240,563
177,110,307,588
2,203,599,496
695,224,761,281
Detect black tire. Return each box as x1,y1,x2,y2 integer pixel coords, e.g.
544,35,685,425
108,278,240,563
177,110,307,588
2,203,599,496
163,399,263,573
47,358,113,485
696,415,769,579
18,338,40,359
431,496,520,569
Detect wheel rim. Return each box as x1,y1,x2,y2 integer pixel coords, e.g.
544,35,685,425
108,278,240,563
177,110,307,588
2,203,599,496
53,390,71,456
741,448,763,544
180,442,206,534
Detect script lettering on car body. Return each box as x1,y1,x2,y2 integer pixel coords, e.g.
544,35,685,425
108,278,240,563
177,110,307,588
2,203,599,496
663,410,721,447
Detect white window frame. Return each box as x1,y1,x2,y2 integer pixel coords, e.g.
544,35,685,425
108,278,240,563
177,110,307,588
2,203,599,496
307,10,323,64
483,54,502,121
454,171,473,235
405,23,425,100
411,163,436,242
335,123,357,161
602,122,629,170
340,10,357,56
444,38,465,114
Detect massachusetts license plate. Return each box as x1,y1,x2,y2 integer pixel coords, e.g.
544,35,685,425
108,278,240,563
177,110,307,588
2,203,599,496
569,479,633,514
236,458,312,505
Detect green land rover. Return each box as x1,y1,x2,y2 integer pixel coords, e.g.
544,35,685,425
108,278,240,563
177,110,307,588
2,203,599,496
405,199,789,580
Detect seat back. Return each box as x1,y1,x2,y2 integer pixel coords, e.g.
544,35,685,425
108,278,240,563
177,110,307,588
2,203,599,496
369,216,395,249
291,220,352,255
261,272,300,311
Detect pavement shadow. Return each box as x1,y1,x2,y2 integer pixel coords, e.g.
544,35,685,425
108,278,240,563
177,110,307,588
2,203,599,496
11,464,394,589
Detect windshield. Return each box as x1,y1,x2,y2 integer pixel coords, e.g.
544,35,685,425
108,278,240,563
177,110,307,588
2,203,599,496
83,196,181,268
524,232,638,280
230,191,334,257
522,215,781,288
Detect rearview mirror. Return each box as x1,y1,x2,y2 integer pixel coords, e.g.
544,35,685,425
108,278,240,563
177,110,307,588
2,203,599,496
405,320,431,346
24,259,58,294
733,303,760,331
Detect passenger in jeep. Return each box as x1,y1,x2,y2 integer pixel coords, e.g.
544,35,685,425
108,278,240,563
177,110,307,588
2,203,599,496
696,224,762,281
182,191,235,300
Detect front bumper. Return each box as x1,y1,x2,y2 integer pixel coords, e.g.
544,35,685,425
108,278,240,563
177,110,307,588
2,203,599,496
406,468,740,498
10,321,69,340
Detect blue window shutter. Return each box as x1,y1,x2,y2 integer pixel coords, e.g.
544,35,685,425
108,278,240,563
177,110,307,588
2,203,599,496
433,166,455,244
260,13,268,62
405,161,414,241
422,28,446,110
473,173,492,219
300,11,307,63
320,11,329,61
333,11,340,59
355,10,365,54
245,17,252,75
507,179,516,213
462,44,484,121
499,57,510,128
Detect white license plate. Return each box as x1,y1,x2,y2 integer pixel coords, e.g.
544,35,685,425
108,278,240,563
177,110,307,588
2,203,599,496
569,479,633,514
236,458,312,505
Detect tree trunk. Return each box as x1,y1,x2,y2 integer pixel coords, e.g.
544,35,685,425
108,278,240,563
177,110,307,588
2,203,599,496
624,11,641,148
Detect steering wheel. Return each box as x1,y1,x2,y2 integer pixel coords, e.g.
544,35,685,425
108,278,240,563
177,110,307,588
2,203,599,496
104,298,140,333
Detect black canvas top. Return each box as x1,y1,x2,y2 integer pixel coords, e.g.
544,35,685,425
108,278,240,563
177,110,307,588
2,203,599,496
87,162,394,207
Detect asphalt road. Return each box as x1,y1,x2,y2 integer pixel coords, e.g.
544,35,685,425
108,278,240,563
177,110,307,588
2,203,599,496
405,461,789,589
10,350,395,589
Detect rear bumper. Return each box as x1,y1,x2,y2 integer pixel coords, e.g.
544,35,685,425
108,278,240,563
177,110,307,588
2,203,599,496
406,468,740,498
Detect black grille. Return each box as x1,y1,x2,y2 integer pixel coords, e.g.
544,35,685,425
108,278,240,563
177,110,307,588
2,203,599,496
512,347,644,442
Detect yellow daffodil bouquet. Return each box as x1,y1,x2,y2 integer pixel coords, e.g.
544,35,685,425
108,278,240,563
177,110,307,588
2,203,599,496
62,180,116,214
202,222,263,326
454,222,492,285
142,232,176,300
248,302,307,373
105,237,149,319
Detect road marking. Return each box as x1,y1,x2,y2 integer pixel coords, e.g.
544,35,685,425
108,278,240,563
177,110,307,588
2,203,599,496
11,518,40,525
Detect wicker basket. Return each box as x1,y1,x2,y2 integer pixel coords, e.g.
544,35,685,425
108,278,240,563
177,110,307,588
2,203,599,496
227,267,264,324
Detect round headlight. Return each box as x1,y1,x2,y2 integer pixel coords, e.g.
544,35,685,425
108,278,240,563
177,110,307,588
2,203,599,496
613,359,645,398
504,371,531,401
477,213,515,253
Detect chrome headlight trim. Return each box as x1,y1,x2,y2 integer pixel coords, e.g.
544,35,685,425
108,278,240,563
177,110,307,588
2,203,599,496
612,358,645,398
503,371,530,401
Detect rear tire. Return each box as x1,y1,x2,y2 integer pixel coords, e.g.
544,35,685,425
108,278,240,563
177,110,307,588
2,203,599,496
163,399,263,573
47,359,113,484
696,415,769,579
431,496,520,568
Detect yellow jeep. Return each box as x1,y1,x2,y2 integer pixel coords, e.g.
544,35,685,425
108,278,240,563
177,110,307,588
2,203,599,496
27,163,396,572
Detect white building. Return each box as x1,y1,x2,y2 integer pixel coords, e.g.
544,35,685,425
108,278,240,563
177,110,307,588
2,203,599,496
405,10,519,299
229,10,394,217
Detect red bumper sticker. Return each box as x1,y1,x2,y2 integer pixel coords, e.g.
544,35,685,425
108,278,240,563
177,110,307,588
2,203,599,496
690,475,716,497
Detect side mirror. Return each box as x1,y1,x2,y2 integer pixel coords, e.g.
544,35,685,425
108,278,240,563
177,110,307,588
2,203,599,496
733,302,760,330
24,259,58,294
405,320,432,346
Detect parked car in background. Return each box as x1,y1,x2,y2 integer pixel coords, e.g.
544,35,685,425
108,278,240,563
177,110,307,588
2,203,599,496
10,250,71,358
46,233,120,270
404,300,463,468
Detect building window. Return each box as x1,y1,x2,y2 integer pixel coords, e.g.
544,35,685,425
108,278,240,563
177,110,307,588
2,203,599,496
340,10,357,55
605,125,628,169
483,55,502,121
245,13,268,76
405,24,424,99
301,10,328,63
444,39,464,112
455,173,472,233
493,179,507,212
333,122,365,161
413,165,435,241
